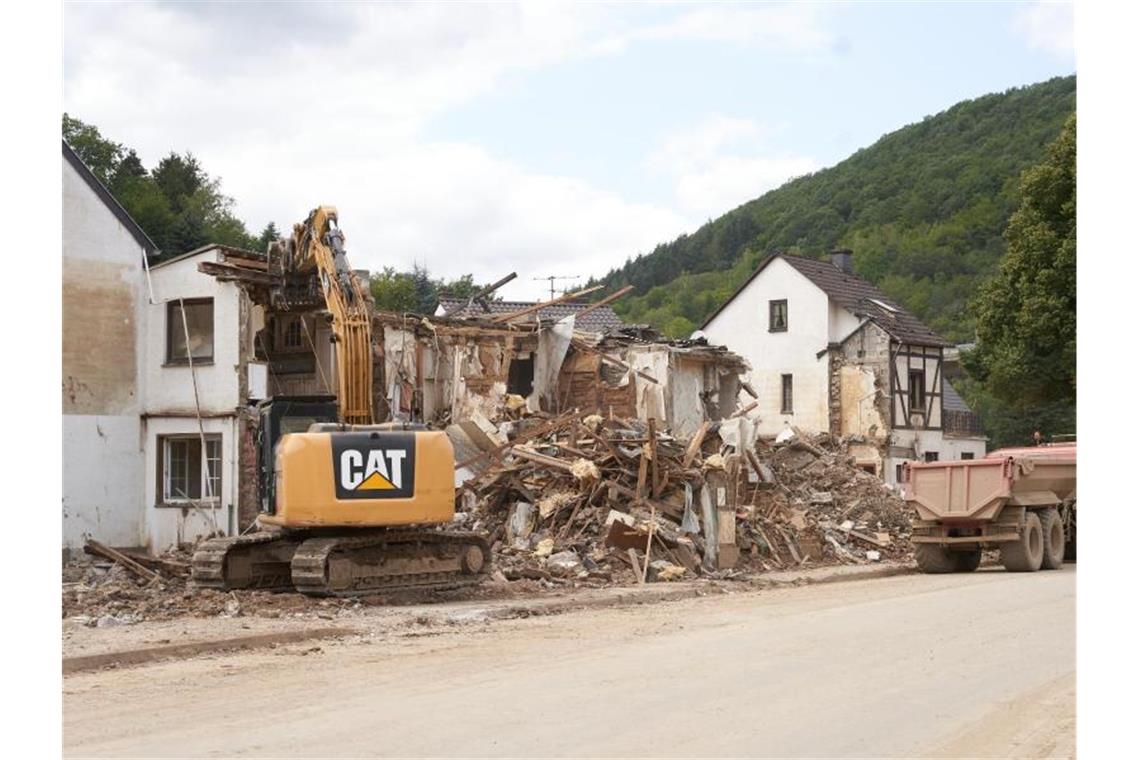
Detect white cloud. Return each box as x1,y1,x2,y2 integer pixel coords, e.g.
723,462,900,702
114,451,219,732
649,116,818,220
63,2,832,298
637,4,833,49
1014,1,1075,56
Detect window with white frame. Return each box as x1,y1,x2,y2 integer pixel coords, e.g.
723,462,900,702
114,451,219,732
158,435,222,505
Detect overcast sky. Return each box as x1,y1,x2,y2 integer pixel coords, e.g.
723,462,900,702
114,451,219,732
64,1,1074,301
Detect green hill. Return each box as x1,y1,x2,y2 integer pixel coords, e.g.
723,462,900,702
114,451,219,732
600,76,1076,342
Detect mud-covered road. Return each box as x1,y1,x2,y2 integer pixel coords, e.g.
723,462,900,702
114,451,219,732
64,567,1075,758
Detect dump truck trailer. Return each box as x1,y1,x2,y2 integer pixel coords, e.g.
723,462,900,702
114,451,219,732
903,443,1075,573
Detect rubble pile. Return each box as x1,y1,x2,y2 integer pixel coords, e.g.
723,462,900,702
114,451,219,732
738,433,915,569
456,412,917,586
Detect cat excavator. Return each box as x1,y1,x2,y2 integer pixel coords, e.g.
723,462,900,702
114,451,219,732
191,206,490,596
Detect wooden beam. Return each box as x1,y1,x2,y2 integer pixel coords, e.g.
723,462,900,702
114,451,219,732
84,540,159,582
490,284,604,323
570,339,659,384
442,272,518,316
681,421,710,469
575,285,634,319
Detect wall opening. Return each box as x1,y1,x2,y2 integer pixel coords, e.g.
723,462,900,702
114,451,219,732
507,353,535,396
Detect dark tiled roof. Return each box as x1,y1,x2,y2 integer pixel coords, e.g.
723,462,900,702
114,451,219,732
437,297,627,333
63,140,159,256
702,252,950,347
942,380,972,413
780,255,950,347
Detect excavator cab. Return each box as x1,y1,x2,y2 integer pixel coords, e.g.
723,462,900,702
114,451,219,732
256,396,339,515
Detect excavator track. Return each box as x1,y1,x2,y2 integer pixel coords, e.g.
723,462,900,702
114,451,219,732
290,530,492,597
191,532,304,592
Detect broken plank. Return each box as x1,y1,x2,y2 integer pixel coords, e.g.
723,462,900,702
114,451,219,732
847,529,891,549
681,421,710,469
84,540,159,582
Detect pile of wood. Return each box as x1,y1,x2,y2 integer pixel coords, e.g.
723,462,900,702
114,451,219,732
456,414,917,584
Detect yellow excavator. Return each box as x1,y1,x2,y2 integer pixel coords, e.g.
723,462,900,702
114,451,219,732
191,207,490,596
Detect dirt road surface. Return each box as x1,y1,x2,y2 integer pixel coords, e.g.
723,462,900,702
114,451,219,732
64,567,1075,758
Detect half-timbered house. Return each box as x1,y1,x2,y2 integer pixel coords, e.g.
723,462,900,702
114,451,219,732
701,250,986,484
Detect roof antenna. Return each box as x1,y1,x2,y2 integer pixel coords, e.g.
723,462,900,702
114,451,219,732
533,274,581,300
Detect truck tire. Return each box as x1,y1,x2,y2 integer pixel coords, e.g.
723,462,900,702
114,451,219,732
1039,508,1065,570
953,550,982,572
914,544,957,574
1000,512,1044,572
1064,521,1077,561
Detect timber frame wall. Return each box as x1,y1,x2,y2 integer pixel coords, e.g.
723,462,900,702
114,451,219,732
888,342,944,431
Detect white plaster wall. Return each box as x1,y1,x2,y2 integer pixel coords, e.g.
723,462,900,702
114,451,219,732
828,301,862,342
144,252,243,414
883,429,988,485
62,158,147,549
669,358,707,439
940,435,988,461
631,348,670,424
63,416,145,548
142,416,239,550
703,258,832,435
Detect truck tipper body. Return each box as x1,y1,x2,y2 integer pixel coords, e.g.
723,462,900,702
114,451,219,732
902,443,1075,573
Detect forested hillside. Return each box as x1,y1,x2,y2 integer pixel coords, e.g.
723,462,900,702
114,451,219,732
599,76,1076,341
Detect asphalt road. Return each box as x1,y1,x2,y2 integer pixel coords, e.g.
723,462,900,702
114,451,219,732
63,567,1075,758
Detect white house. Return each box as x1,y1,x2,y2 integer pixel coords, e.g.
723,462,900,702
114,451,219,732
64,141,346,553
702,250,986,484
63,140,154,551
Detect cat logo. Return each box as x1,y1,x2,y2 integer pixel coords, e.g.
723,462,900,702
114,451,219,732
331,433,416,500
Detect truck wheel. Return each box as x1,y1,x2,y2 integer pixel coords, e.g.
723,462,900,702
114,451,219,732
952,550,982,572
1000,512,1044,572
1064,521,1077,561
1039,508,1065,570
914,544,957,574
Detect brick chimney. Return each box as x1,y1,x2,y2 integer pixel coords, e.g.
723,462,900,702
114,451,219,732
830,248,853,274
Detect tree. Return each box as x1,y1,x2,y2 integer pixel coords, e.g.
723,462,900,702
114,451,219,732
369,267,419,313
152,152,205,215
62,113,122,182
255,222,281,252
967,114,1075,410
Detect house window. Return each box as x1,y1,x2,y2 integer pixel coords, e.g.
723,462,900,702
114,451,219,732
769,299,788,332
961,452,975,460
166,298,214,364
281,316,305,351
896,464,906,483
924,451,940,463
908,369,926,411
781,373,793,414
159,435,222,505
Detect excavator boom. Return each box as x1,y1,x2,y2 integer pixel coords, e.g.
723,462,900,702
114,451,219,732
271,205,373,425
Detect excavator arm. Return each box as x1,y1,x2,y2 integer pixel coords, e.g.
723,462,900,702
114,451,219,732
270,206,373,425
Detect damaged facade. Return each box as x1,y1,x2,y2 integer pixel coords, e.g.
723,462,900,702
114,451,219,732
375,310,748,440
702,250,986,484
